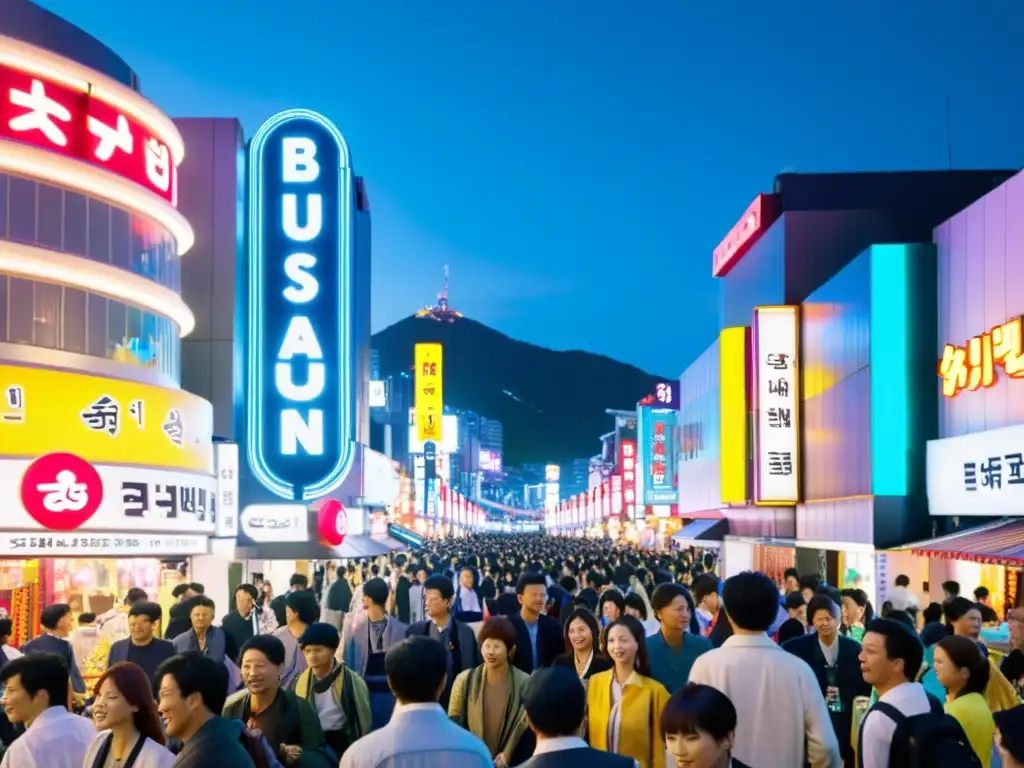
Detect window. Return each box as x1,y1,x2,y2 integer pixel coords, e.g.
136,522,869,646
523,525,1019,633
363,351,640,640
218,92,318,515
33,282,61,349
63,288,87,354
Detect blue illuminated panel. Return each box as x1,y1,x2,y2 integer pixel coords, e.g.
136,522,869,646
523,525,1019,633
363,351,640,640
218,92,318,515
870,244,910,496
245,110,354,501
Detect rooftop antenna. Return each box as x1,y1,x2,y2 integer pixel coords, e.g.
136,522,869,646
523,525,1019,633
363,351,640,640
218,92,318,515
415,264,462,323
438,265,449,312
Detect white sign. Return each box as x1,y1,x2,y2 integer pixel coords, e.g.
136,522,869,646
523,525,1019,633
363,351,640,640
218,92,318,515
927,423,1024,516
0,533,208,557
363,448,401,508
369,380,386,409
214,442,239,538
240,504,308,542
753,306,800,504
407,414,459,454
0,458,217,534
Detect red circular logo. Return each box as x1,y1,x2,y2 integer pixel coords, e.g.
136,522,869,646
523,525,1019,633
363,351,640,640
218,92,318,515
317,499,347,547
20,453,104,531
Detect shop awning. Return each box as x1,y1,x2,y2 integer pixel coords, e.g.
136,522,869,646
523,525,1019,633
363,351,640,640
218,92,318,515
894,518,1024,566
671,518,728,548
334,535,406,559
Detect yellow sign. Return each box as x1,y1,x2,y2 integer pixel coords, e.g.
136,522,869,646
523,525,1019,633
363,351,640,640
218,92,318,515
719,326,749,503
0,364,214,474
414,343,443,444
939,316,1024,398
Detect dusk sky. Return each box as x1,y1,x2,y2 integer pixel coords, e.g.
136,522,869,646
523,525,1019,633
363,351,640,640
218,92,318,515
38,0,1024,376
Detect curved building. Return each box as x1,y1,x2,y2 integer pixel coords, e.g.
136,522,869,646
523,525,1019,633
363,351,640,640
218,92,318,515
0,2,218,643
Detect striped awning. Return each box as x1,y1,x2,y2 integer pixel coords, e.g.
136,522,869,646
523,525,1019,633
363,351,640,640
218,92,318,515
895,518,1024,566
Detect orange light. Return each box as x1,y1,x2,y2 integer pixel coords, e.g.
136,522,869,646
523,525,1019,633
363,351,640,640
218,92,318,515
939,317,1024,397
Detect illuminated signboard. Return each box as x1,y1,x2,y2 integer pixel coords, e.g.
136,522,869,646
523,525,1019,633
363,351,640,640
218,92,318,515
939,316,1024,398
369,380,386,408
245,109,354,501
620,439,637,518
0,60,179,205
712,193,781,278
545,464,560,482
752,306,800,505
639,407,679,505
719,327,750,503
414,344,444,443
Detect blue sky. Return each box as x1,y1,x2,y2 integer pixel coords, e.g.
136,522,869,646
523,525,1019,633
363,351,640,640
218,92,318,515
37,0,1024,376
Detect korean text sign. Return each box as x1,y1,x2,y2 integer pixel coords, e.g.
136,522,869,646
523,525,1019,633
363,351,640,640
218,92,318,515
926,424,1024,517
938,316,1024,398
620,439,637,518
0,364,213,474
415,343,444,443
0,62,178,203
245,110,355,501
753,306,800,504
639,407,679,505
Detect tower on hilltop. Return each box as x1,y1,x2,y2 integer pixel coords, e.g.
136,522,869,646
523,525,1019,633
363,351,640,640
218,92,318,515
415,265,463,322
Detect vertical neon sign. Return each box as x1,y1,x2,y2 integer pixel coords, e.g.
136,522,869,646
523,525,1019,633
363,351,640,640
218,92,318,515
246,110,354,500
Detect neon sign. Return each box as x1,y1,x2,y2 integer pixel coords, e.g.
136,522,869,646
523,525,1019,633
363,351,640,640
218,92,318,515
939,316,1024,398
245,110,354,501
712,193,780,278
0,62,179,205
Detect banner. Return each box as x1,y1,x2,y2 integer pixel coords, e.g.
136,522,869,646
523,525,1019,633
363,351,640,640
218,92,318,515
414,344,444,443
753,306,800,504
0,364,213,473
639,407,679,505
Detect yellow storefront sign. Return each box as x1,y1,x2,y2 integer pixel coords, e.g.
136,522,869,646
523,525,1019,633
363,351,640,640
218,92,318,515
0,364,214,474
414,343,443,443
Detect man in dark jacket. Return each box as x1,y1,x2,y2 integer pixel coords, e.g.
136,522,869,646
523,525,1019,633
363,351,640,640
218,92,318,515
155,651,255,767
222,584,272,662
106,601,176,683
783,594,870,766
271,573,310,628
405,575,480,709
323,567,352,631
508,573,563,674
21,603,85,693
164,583,205,640
519,666,634,768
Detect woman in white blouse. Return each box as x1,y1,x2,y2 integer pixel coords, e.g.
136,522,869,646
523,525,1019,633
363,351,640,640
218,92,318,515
551,608,613,683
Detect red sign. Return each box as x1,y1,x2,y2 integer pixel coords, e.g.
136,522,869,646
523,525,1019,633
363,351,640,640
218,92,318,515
712,193,781,278
619,439,637,517
317,499,348,547
19,453,103,531
0,63,178,205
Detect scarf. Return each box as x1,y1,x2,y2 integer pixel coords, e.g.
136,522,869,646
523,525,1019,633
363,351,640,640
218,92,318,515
313,662,344,695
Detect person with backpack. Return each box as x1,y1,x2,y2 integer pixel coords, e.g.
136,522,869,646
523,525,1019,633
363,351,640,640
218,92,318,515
932,635,996,767
857,618,981,768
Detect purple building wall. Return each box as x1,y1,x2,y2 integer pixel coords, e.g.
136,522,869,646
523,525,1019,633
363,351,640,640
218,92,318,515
936,171,1024,439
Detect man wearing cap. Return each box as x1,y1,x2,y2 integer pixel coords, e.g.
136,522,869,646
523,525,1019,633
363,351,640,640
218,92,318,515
519,666,636,768
293,622,372,760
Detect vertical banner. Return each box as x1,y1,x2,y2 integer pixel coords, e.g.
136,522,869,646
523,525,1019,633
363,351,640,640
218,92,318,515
414,344,443,443
620,439,637,518
719,326,751,504
638,407,679,504
214,442,239,538
424,441,437,518
752,306,801,504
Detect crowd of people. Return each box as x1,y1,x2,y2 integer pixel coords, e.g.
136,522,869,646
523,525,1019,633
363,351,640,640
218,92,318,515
0,534,1023,767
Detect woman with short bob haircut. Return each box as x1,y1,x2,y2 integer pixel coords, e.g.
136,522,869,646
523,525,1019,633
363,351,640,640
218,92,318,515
83,661,175,767
661,682,751,768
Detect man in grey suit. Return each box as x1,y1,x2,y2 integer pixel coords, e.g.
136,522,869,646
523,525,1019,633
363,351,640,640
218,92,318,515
341,578,408,676
340,637,492,768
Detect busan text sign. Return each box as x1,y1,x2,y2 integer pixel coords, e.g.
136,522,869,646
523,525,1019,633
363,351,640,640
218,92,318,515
245,110,354,501
712,193,781,278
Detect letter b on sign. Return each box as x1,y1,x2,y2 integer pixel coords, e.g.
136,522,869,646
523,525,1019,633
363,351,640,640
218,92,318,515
283,137,319,182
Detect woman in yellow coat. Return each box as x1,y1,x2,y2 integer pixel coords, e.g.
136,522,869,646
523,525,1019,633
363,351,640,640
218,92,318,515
587,615,671,768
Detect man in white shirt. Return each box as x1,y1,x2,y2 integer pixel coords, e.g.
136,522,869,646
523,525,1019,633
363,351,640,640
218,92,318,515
857,618,932,768
688,570,842,768
887,574,920,615
0,653,95,768
519,666,637,768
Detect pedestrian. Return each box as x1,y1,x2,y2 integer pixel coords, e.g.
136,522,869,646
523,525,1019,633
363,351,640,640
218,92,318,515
508,573,562,674
340,637,491,767
0,653,95,768
273,590,320,690
21,603,86,694
171,596,237,666
221,585,278,663
645,583,711,694
84,661,176,767
107,602,177,685
662,683,751,768
154,652,254,767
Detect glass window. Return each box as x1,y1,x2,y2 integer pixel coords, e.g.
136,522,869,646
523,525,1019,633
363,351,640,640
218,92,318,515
87,198,110,263
63,287,87,354
32,282,61,349
64,191,87,256
0,275,7,342
8,177,36,243
107,300,126,359
87,293,107,359
0,174,8,239
7,277,33,344
36,183,63,250
110,207,130,270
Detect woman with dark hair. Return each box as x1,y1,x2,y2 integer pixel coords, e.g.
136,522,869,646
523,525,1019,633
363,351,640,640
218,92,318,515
661,682,751,768
839,588,872,642
552,607,612,682
933,635,995,767
84,661,175,767
598,589,626,628
646,583,711,695
587,615,671,768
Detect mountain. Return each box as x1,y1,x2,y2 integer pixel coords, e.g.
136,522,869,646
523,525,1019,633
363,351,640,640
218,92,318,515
371,315,669,465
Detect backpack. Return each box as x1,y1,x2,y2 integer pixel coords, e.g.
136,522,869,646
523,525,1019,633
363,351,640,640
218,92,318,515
865,694,982,768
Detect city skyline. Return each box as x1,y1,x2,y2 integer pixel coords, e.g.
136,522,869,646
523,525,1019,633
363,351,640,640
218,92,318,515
37,0,1024,375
